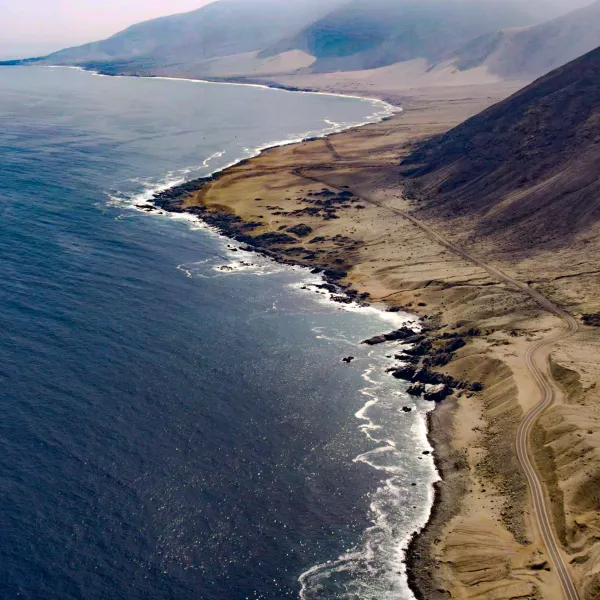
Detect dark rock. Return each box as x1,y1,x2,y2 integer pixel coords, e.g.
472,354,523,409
470,382,484,392
342,357,355,364
332,295,353,304
251,232,297,246
583,313,600,326
395,354,421,365
316,283,338,293
424,353,452,367
323,268,347,281
287,223,313,237
412,367,436,384
441,337,466,352
407,383,426,396
362,325,418,345
391,365,417,381
402,407,413,413
405,339,433,356
424,384,451,402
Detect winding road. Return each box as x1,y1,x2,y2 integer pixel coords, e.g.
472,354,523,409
296,164,581,599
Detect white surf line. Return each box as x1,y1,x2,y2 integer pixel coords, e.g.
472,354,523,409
45,65,399,231
41,64,400,122
57,62,433,598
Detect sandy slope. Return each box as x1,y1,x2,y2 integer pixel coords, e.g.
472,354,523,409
154,82,600,599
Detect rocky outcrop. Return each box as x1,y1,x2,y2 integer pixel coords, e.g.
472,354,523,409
407,383,426,396
287,223,313,237
362,326,420,345
583,313,600,326
392,365,417,381
424,384,451,402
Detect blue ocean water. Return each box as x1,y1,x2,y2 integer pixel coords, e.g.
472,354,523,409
0,66,436,600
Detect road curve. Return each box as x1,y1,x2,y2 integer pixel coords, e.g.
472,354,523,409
295,168,580,599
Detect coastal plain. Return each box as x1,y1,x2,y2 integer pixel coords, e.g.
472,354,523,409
153,81,600,600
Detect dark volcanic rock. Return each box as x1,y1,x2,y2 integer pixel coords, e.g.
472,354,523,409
424,384,451,402
362,325,419,345
395,354,421,365
342,356,355,364
251,232,297,247
391,365,417,381
441,337,467,353
323,268,347,281
407,383,426,396
424,353,453,367
405,339,433,356
332,295,353,305
287,223,313,237
412,367,437,384
583,313,600,327
316,283,338,293
239,221,263,231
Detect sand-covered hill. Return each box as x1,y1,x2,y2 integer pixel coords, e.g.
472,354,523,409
451,0,600,80
2,0,564,82
259,0,534,73
9,0,344,71
402,45,600,251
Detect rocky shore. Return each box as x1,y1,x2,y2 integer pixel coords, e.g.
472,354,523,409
142,122,493,599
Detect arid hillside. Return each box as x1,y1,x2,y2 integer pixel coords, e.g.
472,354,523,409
402,45,600,252
451,0,600,80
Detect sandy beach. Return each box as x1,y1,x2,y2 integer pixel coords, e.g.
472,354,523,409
148,80,600,600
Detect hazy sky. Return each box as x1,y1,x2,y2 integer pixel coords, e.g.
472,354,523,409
0,0,217,58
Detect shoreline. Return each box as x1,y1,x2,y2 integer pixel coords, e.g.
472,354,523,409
149,170,455,599
119,71,524,599
146,130,485,599
39,63,401,121
81,65,446,596
48,62,567,598
107,67,562,599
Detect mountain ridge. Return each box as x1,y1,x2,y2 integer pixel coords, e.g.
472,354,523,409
402,45,600,250
2,0,600,90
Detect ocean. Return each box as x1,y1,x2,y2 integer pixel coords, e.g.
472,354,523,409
0,66,437,600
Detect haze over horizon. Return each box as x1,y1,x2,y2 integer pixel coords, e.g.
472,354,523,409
0,0,216,58
0,0,595,60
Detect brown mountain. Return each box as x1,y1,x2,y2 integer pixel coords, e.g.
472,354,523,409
402,45,600,251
